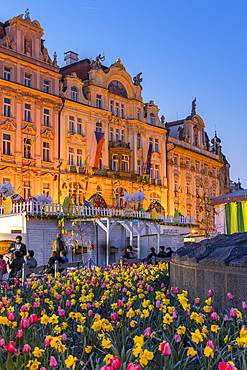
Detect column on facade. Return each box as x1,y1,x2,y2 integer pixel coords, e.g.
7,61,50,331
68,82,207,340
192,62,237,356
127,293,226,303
35,101,42,195
104,119,109,169
161,138,167,182
15,96,22,157
129,128,136,173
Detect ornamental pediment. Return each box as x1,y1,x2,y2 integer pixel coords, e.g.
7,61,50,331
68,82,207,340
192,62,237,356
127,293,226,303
41,129,54,140
1,119,16,132
41,172,55,180
67,132,86,146
21,123,36,136
152,152,161,161
0,166,17,175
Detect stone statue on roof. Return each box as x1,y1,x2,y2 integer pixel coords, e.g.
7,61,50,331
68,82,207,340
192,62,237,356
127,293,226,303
90,53,105,69
133,72,143,87
178,126,185,140
191,98,196,115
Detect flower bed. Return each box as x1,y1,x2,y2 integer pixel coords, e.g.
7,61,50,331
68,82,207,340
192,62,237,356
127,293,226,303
0,262,246,369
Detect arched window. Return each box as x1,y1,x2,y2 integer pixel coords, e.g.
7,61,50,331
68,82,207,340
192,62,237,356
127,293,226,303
71,87,78,101
69,182,84,205
150,192,161,203
97,185,103,195
150,113,155,125
24,35,32,55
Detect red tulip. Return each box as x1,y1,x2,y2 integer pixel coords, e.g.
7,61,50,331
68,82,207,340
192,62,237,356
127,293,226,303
110,356,122,370
29,314,38,324
166,289,171,296
173,287,179,294
40,368,47,370
23,344,31,353
16,330,23,338
227,292,234,300
230,308,237,318
206,340,215,349
117,299,124,308
7,312,15,321
211,312,218,321
208,289,214,297
160,341,171,356
111,312,118,323
144,327,151,336
127,363,141,370
49,356,58,367
45,338,52,347
20,318,29,329
4,341,18,355
219,362,235,370
33,293,38,298
21,305,28,312
242,301,247,309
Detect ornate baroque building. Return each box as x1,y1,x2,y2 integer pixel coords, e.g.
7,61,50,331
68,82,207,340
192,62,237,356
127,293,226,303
0,12,230,221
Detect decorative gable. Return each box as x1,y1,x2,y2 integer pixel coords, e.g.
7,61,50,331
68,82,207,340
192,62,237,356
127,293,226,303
1,119,16,132
21,123,36,136
41,129,54,140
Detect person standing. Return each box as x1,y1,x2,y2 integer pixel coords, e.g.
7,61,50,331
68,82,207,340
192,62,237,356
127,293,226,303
8,236,26,261
7,251,25,278
52,232,65,255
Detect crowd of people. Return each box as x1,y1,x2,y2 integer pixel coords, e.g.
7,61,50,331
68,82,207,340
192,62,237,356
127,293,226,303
121,245,174,264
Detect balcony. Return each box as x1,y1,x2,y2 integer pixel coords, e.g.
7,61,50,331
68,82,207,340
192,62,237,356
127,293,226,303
109,140,130,149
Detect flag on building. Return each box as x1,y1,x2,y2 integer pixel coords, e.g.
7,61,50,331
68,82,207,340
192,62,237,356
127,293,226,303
145,142,153,176
90,131,104,168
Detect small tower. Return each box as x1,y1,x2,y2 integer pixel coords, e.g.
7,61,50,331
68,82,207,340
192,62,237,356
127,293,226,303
211,131,221,155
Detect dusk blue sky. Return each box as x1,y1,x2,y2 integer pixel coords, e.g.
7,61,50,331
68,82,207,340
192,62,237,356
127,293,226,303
2,1,247,188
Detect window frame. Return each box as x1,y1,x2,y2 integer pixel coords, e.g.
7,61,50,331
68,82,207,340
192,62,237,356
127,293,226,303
68,147,74,165
77,148,83,167
42,141,50,162
77,118,82,135
24,138,32,159
96,121,102,132
3,133,11,155
24,103,32,122
4,67,11,81
44,108,50,127
137,133,141,148
96,94,102,109
150,113,155,125
69,116,75,133
43,80,50,93
24,73,32,87
71,86,78,102
154,138,159,153
112,155,118,171
121,155,129,173
43,182,51,197
4,97,11,117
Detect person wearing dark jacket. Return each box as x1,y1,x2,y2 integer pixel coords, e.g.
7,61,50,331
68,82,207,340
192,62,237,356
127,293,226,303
8,236,26,261
146,247,157,264
46,251,65,274
26,250,37,268
122,246,135,260
52,233,65,255
8,251,25,278
157,246,167,258
166,247,174,258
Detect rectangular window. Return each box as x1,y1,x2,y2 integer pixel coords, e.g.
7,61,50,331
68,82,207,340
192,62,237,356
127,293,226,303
110,127,114,141
110,101,114,114
24,138,31,159
174,179,179,193
77,118,82,134
3,134,11,155
137,160,141,175
121,130,125,142
96,122,102,132
24,103,32,122
155,164,160,179
69,116,75,133
212,167,216,177
4,67,11,81
116,129,119,142
204,165,208,174
196,161,200,171
137,108,141,121
77,149,82,166
186,158,190,168
150,165,154,179
44,109,50,127
137,133,141,148
96,94,102,109
68,147,74,165
115,102,119,116
187,182,191,194
24,181,31,199
4,98,11,117
99,153,103,170
43,80,50,93
155,138,159,153
43,142,50,161
121,104,124,118
43,183,50,197
174,155,178,166
25,73,32,87
112,155,118,171
122,155,129,173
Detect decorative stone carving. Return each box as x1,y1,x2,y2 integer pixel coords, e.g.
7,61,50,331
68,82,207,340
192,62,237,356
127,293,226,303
191,98,196,115
0,34,16,50
133,72,142,87
90,53,105,69
41,129,54,140
110,57,125,71
178,126,185,140
1,119,16,132
21,124,36,136
67,133,86,146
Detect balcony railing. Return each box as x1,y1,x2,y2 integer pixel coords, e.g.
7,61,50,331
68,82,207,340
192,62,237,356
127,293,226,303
0,201,195,225
109,140,130,149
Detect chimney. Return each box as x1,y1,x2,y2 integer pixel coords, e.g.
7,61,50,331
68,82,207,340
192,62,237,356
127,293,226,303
64,51,79,66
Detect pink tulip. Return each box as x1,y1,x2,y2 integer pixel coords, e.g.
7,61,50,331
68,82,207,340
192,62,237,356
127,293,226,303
100,366,113,370
187,311,191,316
172,308,177,319
16,330,23,338
230,308,237,318
194,298,200,305
174,334,181,343
56,294,62,301
110,356,122,370
32,302,38,308
7,312,15,321
144,327,151,336
88,310,93,317
29,314,38,324
224,314,229,322
58,309,65,317
161,283,165,288
219,362,235,370
66,289,72,295
61,333,67,342
2,300,8,306
0,338,5,346
127,364,141,370
242,301,247,309
111,312,118,323
227,292,234,300
23,344,31,353
40,368,47,370
66,300,71,307
39,292,44,297
49,356,58,367
208,289,214,297
122,288,127,293
211,312,218,321
166,289,171,296
160,341,171,356
116,284,120,290
45,338,52,347
20,318,29,329
173,287,179,294
206,340,215,349
156,300,161,309
117,299,124,308
21,305,28,312
33,293,38,298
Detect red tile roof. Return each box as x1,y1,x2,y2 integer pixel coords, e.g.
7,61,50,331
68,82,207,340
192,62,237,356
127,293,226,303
61,60,91,81
0,26,5,39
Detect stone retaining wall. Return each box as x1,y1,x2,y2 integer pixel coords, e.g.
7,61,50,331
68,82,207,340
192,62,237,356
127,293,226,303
170,254,247,310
